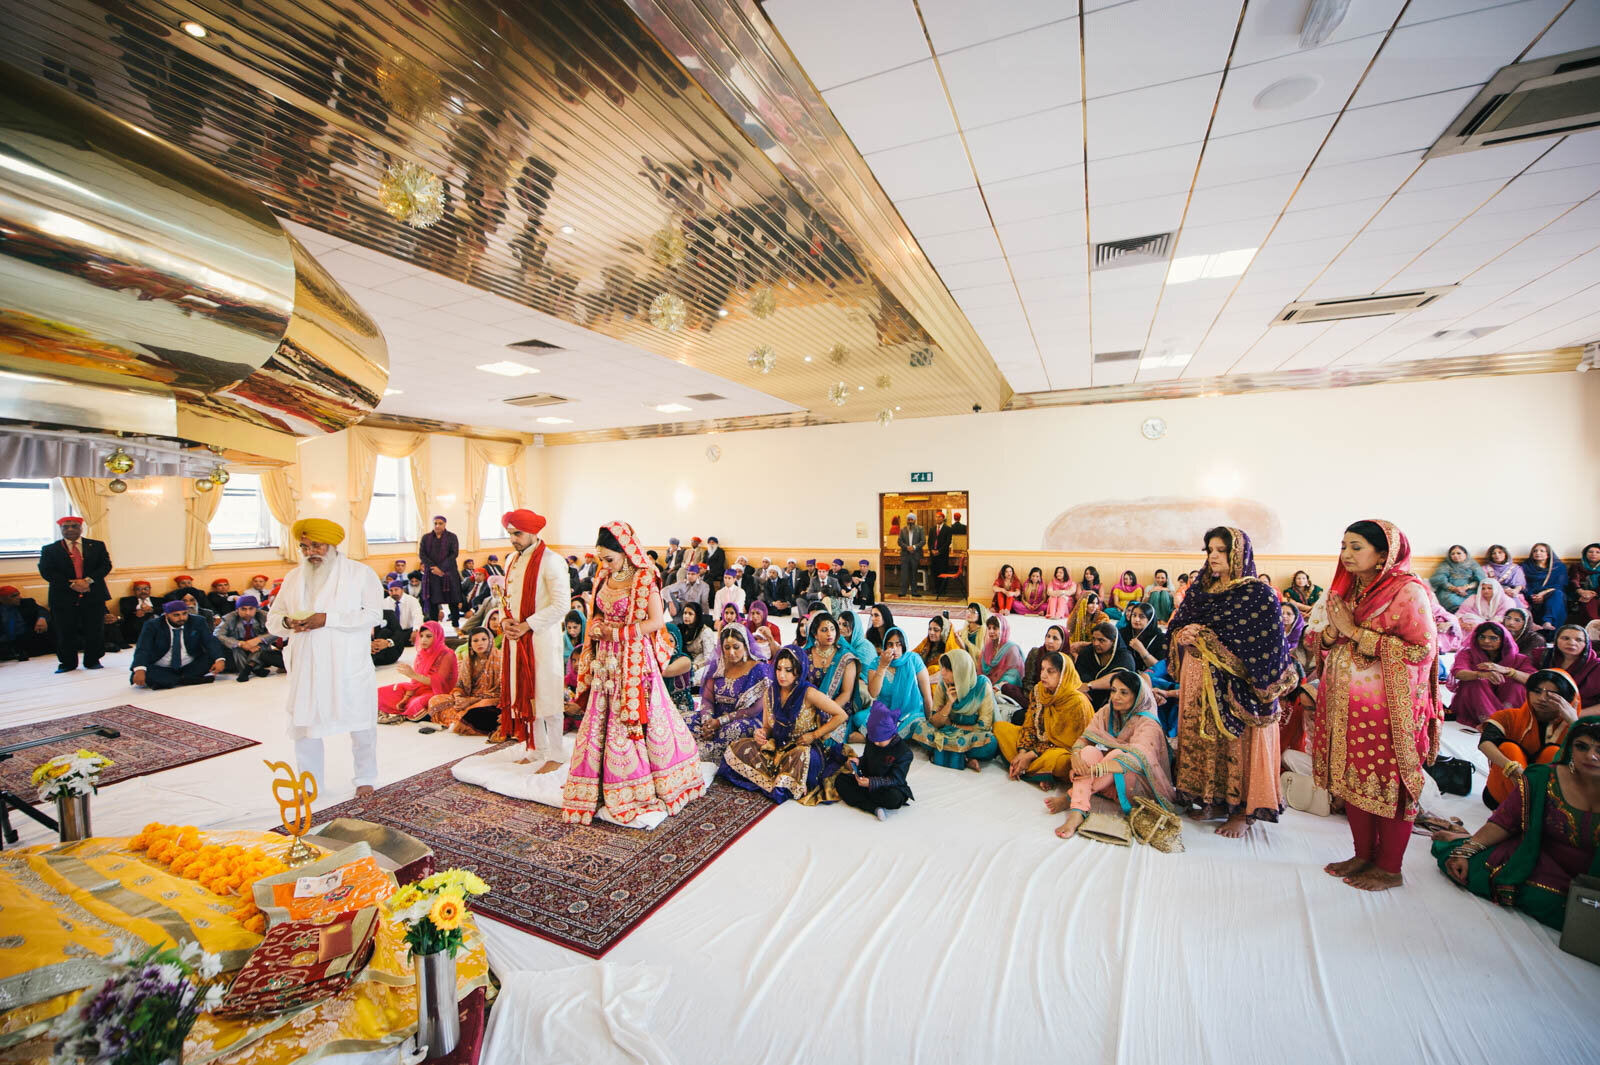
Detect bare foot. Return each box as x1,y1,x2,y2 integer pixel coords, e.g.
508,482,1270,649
1344,868,1403,892
1215,815,1250,838
513,756,533,765
1430,827,1469,843
1055,810,1086,839
1186,806,1210,822
355,785,375,798
1044,794,1071,814
488,728,506,743
534,760,563,775
965,758,981,772
1324,856,1370,878
849,731,865,744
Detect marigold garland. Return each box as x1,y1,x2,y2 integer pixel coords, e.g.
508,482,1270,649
129,822,288,935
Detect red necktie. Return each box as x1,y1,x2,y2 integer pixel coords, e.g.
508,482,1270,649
67,540,83,579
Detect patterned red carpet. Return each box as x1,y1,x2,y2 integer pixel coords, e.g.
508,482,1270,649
0,706,259,802
296,753,777,957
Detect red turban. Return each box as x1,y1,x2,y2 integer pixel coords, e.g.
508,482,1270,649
56,516,84,526
175,574,194,582
211,578,229,587
0,585,18,596
502,509,546,535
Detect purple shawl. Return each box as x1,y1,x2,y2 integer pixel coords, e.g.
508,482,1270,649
1455,620,1534,676
1166,527,1295,736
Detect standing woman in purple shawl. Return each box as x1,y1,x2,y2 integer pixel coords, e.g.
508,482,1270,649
418,516,463,626
1168,527,1297,838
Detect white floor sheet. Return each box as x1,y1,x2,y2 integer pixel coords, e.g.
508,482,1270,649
4,614,1597,1064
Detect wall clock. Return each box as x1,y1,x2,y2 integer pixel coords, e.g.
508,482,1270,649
1141,417,1167,440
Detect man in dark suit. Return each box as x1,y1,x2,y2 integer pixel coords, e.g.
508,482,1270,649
161,574,198,604
896,513,926,597
761,565,795,617
130,601,226,689
704,537,727,585
0,585,52,661
851,559,877,608
662,538,687,583
38,516,112,672
929,511,954,596
119,580,160,645
213,595,283,681
370,608,406,667
204,578,235,615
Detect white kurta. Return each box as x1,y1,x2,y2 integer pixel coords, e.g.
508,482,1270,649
504,539,571,721
267,551,385,739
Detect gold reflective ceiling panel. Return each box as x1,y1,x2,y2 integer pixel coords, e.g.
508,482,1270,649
0,0,1011,426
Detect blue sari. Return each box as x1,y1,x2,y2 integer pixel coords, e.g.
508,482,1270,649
850,626,928,736
1522,551,1567,630
719,648,846,805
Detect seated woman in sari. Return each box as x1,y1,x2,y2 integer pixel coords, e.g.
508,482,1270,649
858,626,931,739
1080,567,1102,601
1422,581,1464,655
1110,570,1144,614
1074,621,1137,710
562,610,586,692
688,623,773,763
1021,625,1069,694
1124,602,1168,672
747,599,781,650
978,613,1026,696
1542,624,1600,708
678,602,716,684
993,651,1093,786
1066,591,1111,654
1430,544,1483,612
1433,714,1600,930
1482,545,1528,607
1049,670,1176,839
1450,621,1534,727
907,648,999,771
1013,568,1048,616
720,645,849,805
378,621,459,723
426,627,503,735
991,564,1022,614
1575,542,1600,623
1457,577,1514,637
658,622,696,719
1479,669,1581,808
1523,542,1568,634
805,612,862,728
864,602,894,652
1285,570,1323,617
1145,569,1175,624
1046,566,1077,619
913,614,957,670
1503,608,1546,667
1277,602,1316,753
958,602,990,664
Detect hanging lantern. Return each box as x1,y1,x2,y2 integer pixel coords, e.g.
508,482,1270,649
876,408,894,427
108,478,128,494
909,345,937,368
827,342,848,366
875,373,892,390
209,465,230,486
648,292,687,333
103,447,134,475
827,381,849,407
376,54,444,123
649,226,686,269
194,477,215,493
747,345,777,374
378,161,445,228
749,287,777,319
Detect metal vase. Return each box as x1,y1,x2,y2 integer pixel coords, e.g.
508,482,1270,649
413,949,459,1060
55,793,91,842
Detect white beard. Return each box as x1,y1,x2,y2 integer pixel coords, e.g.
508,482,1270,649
303,550,337,599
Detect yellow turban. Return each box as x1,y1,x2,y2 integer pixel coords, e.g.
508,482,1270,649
290,518,345,545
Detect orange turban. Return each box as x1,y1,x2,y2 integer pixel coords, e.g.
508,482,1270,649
502,509,546,535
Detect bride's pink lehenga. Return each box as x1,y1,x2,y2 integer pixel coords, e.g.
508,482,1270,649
561,521,706,825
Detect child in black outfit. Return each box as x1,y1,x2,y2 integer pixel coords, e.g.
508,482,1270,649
837,700,914,820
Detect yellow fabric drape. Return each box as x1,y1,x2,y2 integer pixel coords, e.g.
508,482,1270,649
183,478,224,570
346,428,428,560
59,477,110,540
232,464,301,562
462,439,526,552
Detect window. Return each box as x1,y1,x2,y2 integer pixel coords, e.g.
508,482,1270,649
365,454,416,545
478,464,512,542
0,478,71,555
209,473,280,549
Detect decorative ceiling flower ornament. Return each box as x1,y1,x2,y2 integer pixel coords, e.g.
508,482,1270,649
648,292,687,333
749,287,777,319
876,408,894,426
827,381,849,407
649,226,686,269
378,162,445,228
747,345,776,374
827,342,848,366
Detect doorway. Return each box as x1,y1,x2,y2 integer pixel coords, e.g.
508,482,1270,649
879,490,968,601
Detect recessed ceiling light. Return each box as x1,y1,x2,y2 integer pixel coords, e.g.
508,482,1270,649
181,21,207,38
383,388,403,395
559,225,575,235
857,385,865,391
717,308,729,318
476,360,540,377
895,406,901,411
1253,75,1320,111
1166,247,1257,285
803,355,812,362
536,416,573,425
1139,352,1193,369
653,403,692,414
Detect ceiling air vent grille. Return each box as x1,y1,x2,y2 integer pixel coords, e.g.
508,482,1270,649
1426,45,1600,158
1092,232,1173,271
1092,349,1142,364
506,338,563,353
1271,286,1456,326
502,393,569,408
686,392,726,401
1430,326,1502,342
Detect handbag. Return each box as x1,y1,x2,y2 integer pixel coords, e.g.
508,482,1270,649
1077,811,1131,847
1425,755,1474,796
1128,797,1184,852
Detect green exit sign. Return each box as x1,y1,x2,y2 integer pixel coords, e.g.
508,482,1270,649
910,471,933,483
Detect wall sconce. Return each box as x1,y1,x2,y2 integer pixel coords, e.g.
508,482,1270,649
309,489,336,507
436,493,457,507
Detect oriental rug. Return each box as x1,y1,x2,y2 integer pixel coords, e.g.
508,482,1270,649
289,752,777,957
0,706,259,803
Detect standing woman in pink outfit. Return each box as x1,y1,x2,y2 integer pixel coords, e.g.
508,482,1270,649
562,522,707,825
1312,519,1441,892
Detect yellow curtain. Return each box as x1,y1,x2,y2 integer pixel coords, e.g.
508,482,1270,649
347,428,428,560
462,439,526,552
60,478,111,540
233,463,301,562
183,479,224,570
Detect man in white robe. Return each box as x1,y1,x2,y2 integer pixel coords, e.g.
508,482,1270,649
266,518,386,797
498,508,570,773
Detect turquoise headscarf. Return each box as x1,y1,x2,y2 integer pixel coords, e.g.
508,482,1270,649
877,626,927,727
835,606,879,670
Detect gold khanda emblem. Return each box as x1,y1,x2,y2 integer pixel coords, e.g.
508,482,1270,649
264,759,319,866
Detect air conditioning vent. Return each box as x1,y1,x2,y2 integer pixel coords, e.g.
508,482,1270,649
1092,232,1173,271
1429,326,1502,342
1092,349,1142,363
502,393,570,408
1426,45,1600,159
1271,286,1455,326
506,338,563,353
686,392,726,401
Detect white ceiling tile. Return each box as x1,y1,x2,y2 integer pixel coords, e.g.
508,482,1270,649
1089,194,1189,242
1007,248,1091,283
1086,73,1222,160
939,21,1082,128
1222,325,1324,374
823,62,957,154
1211,34,1385,138
1248,233,1351,270
1194,114,1343,187
380,275,473,308
1291,154,1421,212
1183,171,1301,226
1528,130,1600,173
1399,1,1535,28
1482,169,1600,216
960,300,1030,330
1016,276,1090,307
1407,140,1550,190
1525,0,1600,59
1375,179,1509,226
982,166,1086,225
894,186,996,237
1446,203,1576,247
917,225,1006,266
954,280,1027,311
1264,196,1386,244
1300,252,1425,297
1088,144,1204,207
1230,0,1406,65
994,212,1087,256
1172,215,1279,257
934,257,1014,291
1084,0,1240,97
863,135,974,200
1354,1,1569,107
1318,88,1480,166
763,0,930,90
965,106,1084,184
919,0,1071,52
313,248,412,287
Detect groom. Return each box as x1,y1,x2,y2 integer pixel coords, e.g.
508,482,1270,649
498,509,571,773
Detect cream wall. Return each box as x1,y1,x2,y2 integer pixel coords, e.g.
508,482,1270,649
539,370,1600,559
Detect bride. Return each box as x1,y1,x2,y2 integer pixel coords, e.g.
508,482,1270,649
561,521,708,824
